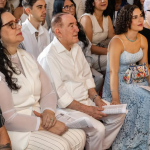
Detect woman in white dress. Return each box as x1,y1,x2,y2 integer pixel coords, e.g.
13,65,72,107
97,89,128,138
0,8,85,150
80,0,114,73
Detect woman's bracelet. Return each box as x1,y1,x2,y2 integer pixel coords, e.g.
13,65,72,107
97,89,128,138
111,90,119,92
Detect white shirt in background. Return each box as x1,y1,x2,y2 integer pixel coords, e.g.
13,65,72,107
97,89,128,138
10,0,19,9
113,11,118,27
38,36,95,109
127,0,133,4
21,19,50,58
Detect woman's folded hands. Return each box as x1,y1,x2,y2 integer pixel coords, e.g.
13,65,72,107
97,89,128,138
34,110,68,135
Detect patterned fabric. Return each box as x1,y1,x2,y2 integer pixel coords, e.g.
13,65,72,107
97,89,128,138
0,108,5,128
103,48,150,150
123,63,149,84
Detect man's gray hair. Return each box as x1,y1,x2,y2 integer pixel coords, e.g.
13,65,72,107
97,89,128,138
51,13,69,34
144,0,150,11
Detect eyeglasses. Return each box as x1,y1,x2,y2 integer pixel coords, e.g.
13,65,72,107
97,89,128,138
2,19,22,29
147,10,150,11
62,4,75,11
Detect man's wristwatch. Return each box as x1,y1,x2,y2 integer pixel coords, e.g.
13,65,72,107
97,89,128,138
92,94,101,102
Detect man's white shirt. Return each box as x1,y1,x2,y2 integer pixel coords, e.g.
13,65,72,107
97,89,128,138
21,19,50,58
38,36,95,109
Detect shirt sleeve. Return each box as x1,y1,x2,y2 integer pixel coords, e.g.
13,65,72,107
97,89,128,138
0,75,40,132
79,48,95,89
38,56,74,109
37,62,57,113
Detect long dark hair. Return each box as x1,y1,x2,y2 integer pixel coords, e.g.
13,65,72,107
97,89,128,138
133,0,143,10
0,8,20,91
19,0,23,7
52,0,89,49
4,0,10,11
115,5,139,35
109,0,128,21
133,0,144,17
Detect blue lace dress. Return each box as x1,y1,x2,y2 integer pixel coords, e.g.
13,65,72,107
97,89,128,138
103,39,150,150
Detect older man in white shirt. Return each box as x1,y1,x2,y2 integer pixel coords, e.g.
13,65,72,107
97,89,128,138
38,13,125,150
21,0,50,58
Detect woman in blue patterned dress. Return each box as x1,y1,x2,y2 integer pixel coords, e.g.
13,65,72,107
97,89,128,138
103,4,150,150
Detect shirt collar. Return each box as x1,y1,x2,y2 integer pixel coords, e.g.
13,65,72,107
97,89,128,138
25,19,44,36
52,36,77,54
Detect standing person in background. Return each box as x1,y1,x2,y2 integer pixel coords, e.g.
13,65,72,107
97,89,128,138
80,0,114,74
109,0,129,27
0,109,11,150
140,0,150,66
133,0,145,17
21,0,49,58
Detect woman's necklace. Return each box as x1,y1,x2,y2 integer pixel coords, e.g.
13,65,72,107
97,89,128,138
124,34,137,42
10,53,17,59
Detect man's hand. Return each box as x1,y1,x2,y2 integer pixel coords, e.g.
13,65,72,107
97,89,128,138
94,97,107,110
34,110,56,130
87,106,107,120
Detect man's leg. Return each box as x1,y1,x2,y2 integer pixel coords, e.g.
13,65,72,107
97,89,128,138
68,111,106,150
101,113,126,150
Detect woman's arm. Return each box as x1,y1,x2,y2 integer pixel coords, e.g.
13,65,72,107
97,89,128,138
37,62,57,129
80,15,107,55
13,7,23,20
109,38,123,104
139,34,150,84
0,76,40,132
0,126,11,150
0,108,11,149
38,62,57,113
108,16,115,38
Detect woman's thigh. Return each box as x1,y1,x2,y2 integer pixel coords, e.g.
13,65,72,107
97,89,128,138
26,129,85,150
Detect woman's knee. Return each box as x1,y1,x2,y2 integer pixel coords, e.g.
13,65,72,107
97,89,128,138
62,129,86,150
